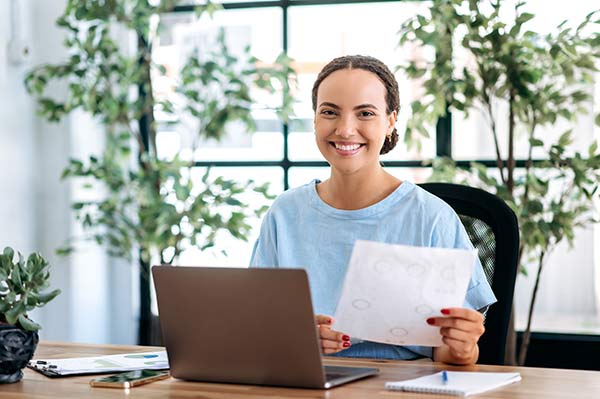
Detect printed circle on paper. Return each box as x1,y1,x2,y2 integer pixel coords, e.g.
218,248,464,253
440,266,456,281
373,259,395,274
390,327,408,337
352,299,371,310
415,304,434,315
408,263,426,277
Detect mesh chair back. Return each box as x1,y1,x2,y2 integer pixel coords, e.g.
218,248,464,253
419,183,519,365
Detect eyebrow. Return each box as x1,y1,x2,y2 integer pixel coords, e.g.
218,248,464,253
318,102,380,111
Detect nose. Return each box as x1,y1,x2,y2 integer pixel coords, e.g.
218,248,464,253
336,115,357,138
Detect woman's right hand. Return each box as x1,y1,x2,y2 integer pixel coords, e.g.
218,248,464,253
315,314,351,354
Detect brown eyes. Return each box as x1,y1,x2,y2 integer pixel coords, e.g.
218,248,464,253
319,110,376,117
320,109,336,116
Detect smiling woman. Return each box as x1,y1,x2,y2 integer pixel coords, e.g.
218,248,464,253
250,55,496,366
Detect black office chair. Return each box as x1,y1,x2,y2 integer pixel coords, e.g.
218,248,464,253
419,183,519,365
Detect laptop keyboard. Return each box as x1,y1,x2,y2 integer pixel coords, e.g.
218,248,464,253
324,366,357,381
325,372,346,381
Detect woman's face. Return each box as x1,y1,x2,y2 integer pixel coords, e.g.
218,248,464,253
314,68,397,177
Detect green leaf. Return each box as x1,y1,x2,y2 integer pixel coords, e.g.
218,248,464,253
225,197,243,206
56,246,74,256
11,262,22,287
3,247,14,260
18,314,42,332
37,289,61,304
174,184,190,202
589,141,598,157
558,130,573,147
517,12,535,25
5,301,26,325
526,200,544,215
529,138,544,147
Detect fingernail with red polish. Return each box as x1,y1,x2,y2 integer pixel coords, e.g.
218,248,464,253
441,309,450,315
342,335,350,341
343,342,350,348
426,318,435,325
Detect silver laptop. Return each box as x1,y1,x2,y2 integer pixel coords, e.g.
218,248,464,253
152,266,378,389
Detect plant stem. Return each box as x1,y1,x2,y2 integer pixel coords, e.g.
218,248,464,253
523,115,537,200
136,25,160,346
137,255,152,345
507,89,516,194
505,246,525,365
119,115,146,157
137,35,157,159
518,250,545,366
504,305,517,365
485,98,506,184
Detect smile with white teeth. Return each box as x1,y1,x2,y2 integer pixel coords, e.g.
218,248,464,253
333,142,363,151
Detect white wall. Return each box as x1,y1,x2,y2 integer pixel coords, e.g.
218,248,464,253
0,0,36,255
29,0,74,343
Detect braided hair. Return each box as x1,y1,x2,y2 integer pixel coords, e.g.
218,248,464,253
312,55,400,155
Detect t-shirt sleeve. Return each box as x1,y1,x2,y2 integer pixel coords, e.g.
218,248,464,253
431,209,497,312
249,209,279,268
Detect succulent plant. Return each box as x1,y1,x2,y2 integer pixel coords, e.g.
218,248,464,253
0,247,61,331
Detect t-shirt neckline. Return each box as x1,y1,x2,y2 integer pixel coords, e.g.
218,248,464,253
308,179,414,219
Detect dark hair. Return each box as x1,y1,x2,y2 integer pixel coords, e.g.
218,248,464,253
311,55,400,155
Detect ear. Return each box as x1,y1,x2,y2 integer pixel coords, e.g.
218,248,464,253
388,110,398,131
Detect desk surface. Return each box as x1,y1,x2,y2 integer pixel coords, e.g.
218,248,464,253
4,341,600,398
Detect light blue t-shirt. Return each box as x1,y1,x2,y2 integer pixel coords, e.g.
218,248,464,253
250,180,497,360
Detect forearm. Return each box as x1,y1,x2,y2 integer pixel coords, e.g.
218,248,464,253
433,343,479,365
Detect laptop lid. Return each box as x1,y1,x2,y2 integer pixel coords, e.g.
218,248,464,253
153,266,345,388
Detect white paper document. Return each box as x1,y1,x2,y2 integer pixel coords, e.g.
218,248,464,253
28,351,169,376
332,240,477,347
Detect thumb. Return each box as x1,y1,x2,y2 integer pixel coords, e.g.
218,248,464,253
315,314,333,325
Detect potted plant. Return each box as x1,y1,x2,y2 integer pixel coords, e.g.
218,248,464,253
0,247,61,383
399,0,600,364
24,1,294,345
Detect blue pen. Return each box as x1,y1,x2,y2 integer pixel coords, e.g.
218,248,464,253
442,370,449,384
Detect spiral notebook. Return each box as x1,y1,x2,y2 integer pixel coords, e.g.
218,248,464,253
385,371,521,397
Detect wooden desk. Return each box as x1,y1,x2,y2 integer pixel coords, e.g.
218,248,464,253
4,341,600,398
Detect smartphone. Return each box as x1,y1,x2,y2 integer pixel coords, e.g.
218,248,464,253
89,369,170,388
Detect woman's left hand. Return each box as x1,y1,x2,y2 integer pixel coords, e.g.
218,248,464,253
428,307,485,365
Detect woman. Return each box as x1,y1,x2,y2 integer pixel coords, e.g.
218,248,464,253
250,55,496,365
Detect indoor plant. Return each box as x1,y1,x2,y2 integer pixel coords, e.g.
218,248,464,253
399,0,600,364
24,0,295,345
0,247,61,383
